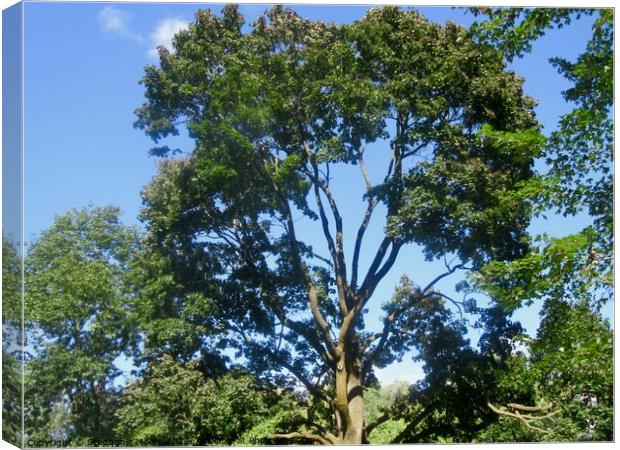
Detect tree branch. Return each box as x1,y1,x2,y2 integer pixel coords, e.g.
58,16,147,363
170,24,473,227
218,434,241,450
308,281,338,357
232,324,333,404
270,432,334,445
351,150,378,290
271,305,334,364
421,263,467,293
365,411,391,435
487,402,560,434
359,239,403,303
305,157,349,316
274,192,338,358
391,406,434,443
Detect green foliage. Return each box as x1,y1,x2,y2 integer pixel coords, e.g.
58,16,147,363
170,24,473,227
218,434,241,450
468,9,613,442
365,382,408,443
470,8,613,312
474,229,609,311
235,395,308,446
369,418,407,444
469,8,590,61
479,300,613,442
363,278,525,444
2,238,23,446
115,355,294,446
24,206,140,443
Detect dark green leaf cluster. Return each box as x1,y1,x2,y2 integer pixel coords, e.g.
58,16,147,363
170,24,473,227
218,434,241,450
115,356,293,446
478,300,613,441
470,8,613,311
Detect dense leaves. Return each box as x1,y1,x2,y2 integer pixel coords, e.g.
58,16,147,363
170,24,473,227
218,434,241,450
478,300,613,441
24,207,140,443
115,356,279,445
2,239,23,446
468,8,614,441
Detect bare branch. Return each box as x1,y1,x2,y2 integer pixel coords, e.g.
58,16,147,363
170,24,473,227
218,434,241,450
304,156,349,316
357,148,372,191
487,402,560,434
507,403,554,413
270,306,333,363
232,324,333,404
274,191,338,358
351,150,378,290
359,239,403,305
270,432,334,445
310,251,334,269
421,263,467,293
359,237,392,295
391,406,434,443
308,281,338,357
433,292,465,320
359,331,383,355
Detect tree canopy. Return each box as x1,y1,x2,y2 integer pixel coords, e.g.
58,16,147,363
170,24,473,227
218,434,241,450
133,5,542,444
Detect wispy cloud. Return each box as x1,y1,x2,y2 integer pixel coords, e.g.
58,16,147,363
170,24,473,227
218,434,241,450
98,7,189,59
98,6,143,43
148,18,190,58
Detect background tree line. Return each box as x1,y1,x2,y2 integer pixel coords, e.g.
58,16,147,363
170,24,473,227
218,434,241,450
2,5,613,446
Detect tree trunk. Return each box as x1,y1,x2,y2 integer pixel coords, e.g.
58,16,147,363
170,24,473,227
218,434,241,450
334,348,365,444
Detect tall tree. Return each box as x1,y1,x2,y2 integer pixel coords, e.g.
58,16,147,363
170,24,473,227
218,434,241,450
24,207,139,443
134,5,542,444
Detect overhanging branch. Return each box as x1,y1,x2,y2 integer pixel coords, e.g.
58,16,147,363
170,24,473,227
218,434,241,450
270,432,334,445
487,402,560,434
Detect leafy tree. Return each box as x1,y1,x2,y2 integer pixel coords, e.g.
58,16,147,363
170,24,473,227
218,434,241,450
479,300,613,441
371,279,524,443
115,355,279,446
470,8,613,311
467,9,613,440
134,5,542,443
2,238,23,446
24,207,139,443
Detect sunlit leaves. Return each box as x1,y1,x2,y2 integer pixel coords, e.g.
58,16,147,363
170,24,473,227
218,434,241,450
24,207,140,442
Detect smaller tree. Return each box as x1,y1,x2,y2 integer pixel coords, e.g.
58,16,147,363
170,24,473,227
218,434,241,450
24,206,139,443
362,278,524,444
480,299,613,441
115,355,296,446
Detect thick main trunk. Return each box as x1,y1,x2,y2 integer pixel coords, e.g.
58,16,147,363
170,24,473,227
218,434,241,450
334,350,365,444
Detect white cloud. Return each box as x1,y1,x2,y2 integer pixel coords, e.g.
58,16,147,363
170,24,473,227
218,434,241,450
98,6,142,42
148,18,189,58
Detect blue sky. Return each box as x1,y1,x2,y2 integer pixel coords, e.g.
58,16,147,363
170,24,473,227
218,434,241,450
21,2,604,385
